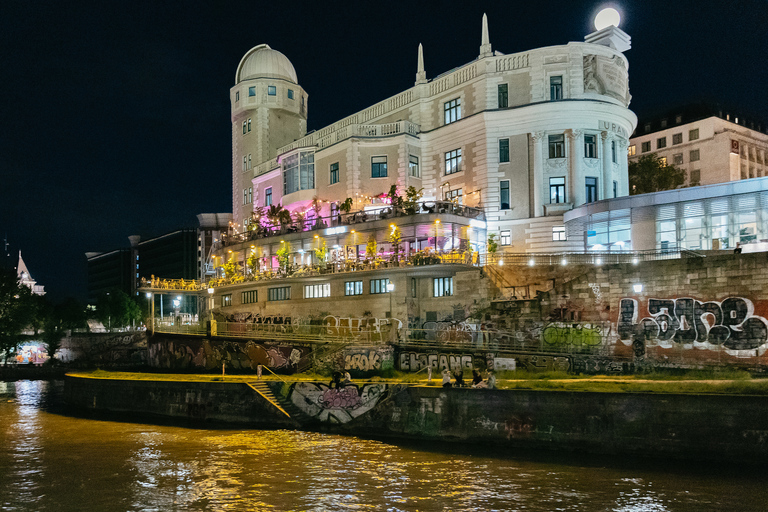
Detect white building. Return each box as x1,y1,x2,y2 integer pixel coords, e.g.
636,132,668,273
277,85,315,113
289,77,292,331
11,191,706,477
17,251,45,296
227,13,637,259
629,105,768,187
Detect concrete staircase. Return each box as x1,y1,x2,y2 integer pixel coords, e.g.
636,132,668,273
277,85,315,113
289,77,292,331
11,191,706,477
243,380,310,424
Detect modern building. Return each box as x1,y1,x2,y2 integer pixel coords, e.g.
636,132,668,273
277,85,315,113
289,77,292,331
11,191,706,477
629,103,768,188
210,12,637,320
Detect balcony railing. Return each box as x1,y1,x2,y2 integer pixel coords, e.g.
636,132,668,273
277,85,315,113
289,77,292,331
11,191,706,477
222,200,485,248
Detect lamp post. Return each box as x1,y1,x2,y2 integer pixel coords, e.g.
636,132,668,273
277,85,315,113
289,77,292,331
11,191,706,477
145,292,154,333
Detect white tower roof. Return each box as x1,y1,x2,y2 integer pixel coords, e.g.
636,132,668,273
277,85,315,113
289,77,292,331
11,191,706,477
235,44,298,84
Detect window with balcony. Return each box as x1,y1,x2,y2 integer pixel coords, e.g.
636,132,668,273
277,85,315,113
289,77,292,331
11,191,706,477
242,291,257,304
548,134,565,158
370,278,391,294
444,98,461,124
433,277,453,297
585,177,598,203
268,286,291,301
445,149,462,175
584,134,597,158
345,281,363,296
330,162,339,185
283,151,315,194
550,76,563,100
304,283,330,299
500,180,510,210
371,156,387,178
550,177,565,203
499,138,510,163
444,189,463,204
498,84,508,108
409,155,420,178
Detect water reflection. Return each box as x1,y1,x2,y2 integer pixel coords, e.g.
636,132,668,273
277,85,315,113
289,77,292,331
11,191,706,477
0,381,766,511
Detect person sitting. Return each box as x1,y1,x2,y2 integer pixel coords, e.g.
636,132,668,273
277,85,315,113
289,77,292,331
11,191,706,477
453,369,465,387
343,371,352,385
486,371,496,389
441,369,452,388
329,371,342,389
471,369,483,387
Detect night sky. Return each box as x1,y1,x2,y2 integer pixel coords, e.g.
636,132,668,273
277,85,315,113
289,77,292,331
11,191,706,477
1,0,766,301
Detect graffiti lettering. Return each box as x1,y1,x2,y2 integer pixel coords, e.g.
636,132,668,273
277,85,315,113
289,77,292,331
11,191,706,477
619,297,768,350
397,352,473,372
289,382,386,423
541,323,604,347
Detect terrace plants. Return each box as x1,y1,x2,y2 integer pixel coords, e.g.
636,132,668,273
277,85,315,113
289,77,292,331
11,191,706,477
365,235,378,262
487,233,499,254
276,242,292,274
404,186,424,215
340,198,353,214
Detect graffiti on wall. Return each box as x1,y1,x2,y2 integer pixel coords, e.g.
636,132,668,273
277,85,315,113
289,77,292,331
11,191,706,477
397,352,474,372
514,354,571,372
289,382,387,423
619,297,768,351
323,315,401,335
343,346,395,372
60,332,147,365
541,322,605,347
149,338,308,372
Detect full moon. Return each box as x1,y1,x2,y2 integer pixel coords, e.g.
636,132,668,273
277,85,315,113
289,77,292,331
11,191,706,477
594,8,621,30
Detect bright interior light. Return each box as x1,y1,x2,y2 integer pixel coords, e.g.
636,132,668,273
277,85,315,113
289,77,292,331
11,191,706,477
633,283,643,293
632,257,639,265
498,259,504,266
561,258,568,266
594,7,621,30
528,258,535,266
145,292,152,298
207,288,214,294
386,283,395,291
595,258,603,266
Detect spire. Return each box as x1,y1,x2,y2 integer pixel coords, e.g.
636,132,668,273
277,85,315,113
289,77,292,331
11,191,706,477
479,13,492,58
415,43,427,85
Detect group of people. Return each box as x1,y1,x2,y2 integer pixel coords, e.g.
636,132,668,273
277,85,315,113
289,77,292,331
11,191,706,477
438,368,495,389
329,371,353,389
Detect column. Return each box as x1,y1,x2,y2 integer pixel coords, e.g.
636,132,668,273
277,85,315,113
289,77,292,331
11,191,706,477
531,131,545,217
567,129,582,205
601,131,612,199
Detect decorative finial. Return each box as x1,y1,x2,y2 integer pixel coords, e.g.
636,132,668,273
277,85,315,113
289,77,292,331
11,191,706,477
479,13,492,58
415,43,427,85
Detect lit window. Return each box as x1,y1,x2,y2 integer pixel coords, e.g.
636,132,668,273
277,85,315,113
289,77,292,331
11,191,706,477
500,231,511,245
265,187,272,206
641,141,651,153
283,152,315,194
288,89,294,99
242,291,258,304
444,189,463,204
345,281,363,296
552,226,567,241
222,294,232,307
673,133,683,145
304,284,330,299
584,134,597,158
444,98,461,124
498,84,508,108
659,157,667,165
267,85,276,96
550,177,566,203
585,177,598,203
673,153,683,165
370,278,391,294
499,138,510,163
548,134,565,158
657,137,667,149
409,155,420,177
690,149,700,162
268,286,291,301
500,180,510,210
371,156,387,178
445,149,462,175
330,162,339,185
689,128,699,141
433,277,453,297
628,145,636,156
550,76,563,100
249,86,256,97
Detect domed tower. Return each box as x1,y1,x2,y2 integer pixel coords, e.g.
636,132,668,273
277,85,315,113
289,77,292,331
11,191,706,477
231,44,308,224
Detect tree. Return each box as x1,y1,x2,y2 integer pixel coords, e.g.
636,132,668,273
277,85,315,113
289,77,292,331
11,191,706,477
339,198,353,214
365,235,378,261
0,269,34,364
276,242,292,273
95,289,142,331
314,240,328,268
404,186,424,215
388,225,402,262
629,154,687,195
487,233,499,254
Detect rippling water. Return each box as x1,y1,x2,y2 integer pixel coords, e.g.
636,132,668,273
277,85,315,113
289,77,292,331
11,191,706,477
1,380,766,511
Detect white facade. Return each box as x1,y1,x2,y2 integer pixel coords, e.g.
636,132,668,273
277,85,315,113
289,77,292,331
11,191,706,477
229,16,637,254
629,116,768,188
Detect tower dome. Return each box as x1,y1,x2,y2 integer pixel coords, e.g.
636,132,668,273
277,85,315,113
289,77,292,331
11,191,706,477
235,44,298,84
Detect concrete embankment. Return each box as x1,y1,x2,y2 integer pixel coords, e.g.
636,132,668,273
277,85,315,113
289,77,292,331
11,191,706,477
64,375,768,464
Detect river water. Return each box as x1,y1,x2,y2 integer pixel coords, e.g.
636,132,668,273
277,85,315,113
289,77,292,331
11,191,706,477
1,380,765,512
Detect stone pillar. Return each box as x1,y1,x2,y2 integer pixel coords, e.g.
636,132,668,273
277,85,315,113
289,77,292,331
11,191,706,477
567,129,582,205
531,131,545,217
601,131,612,199
616,138,629,196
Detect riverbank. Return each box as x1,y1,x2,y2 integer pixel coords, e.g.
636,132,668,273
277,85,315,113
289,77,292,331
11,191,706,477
64,371,768,465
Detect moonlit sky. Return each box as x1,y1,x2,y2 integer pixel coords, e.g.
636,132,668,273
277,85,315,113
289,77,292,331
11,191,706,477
1,0,766,301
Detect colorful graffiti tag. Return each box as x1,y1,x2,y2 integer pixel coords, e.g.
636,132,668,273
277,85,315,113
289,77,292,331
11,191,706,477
343,346,395,372
289,382,387,423
149,338,308,372
541,323,605,347
619,297,768,351
397,352,474,372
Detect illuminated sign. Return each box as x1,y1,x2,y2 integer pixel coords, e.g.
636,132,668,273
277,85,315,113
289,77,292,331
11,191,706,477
325,226,348,236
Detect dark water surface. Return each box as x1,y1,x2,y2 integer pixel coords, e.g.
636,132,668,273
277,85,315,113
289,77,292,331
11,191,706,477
1,380,765,512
